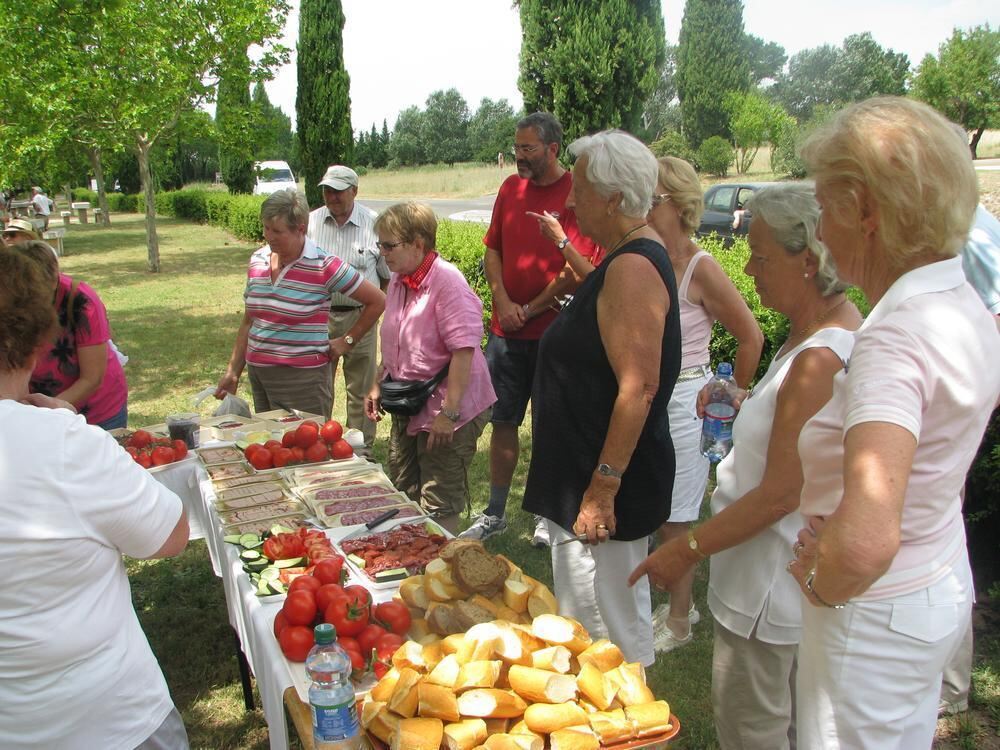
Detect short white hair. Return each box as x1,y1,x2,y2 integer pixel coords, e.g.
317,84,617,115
568,130,658,218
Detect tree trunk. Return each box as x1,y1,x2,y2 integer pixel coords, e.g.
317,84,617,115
970,127,984,160
88,146,112,227
136,136,160,272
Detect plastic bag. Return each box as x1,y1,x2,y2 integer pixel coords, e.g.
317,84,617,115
192,386,253,418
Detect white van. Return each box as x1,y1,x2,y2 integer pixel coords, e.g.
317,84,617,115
253,160,296,196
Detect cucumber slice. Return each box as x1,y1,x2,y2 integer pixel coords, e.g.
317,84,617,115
272,556,306,568
245,559,270,572
239,533,262,548
259,567,281,582
348,553,367,569
269,523,296,537
235,439,250,450
267,580,287,595
256,578,272,596
373,567,409,583
223,534,243,545
240,549,262,562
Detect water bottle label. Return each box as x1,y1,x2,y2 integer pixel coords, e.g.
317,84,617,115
312,698,359,742
703,403,735,442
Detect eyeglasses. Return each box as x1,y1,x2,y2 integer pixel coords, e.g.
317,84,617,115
376,240,406,252
512,143,541,155
652,193,672,207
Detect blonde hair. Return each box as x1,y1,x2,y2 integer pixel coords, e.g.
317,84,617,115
373,202,437,250
656,157,703,235
800,96,977,266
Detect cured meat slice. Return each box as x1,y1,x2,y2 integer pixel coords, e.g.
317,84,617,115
320,492,409,517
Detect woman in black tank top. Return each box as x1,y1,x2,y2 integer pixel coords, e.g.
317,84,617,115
522,130,680,667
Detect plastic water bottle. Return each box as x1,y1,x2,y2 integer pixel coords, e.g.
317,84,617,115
306,623,361,750
700,362,739,463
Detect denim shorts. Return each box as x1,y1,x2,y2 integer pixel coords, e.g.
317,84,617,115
484,333,539,426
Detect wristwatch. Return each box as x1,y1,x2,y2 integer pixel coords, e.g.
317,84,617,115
557,237,570,250
442,408,461,422
687,527,707,559
596,463,623,479
344,335,355,346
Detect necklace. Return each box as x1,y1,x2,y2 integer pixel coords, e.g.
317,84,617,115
608,223,648,255
781,297,847,356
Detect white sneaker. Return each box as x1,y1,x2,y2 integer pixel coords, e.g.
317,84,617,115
458,514,508,541
938,698,969,716
652,602,701,627
653,626,693,653
532,517,550,548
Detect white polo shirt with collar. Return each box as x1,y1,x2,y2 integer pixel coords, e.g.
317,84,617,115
307,202,388,308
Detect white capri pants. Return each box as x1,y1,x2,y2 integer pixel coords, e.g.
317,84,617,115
547,519,655,667
666,371,711,523
796,559,973,749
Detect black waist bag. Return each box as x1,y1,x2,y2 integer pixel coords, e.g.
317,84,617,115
379,364,449,417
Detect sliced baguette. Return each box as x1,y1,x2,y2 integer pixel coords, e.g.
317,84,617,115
527,584,559,618
426,653,462,688
387,667,422,718
443,719,489,750
483,733,544,750
624,700,673,738
362,701,400,745
576,639,625,672
587,708,634,744
417,681,461,722
507,665,578,704
454,660,502,691
576,662,618,711
530,645,572,674
457,689,528,719
523,702,589,735
607,663,655,707
370,667,401,702
399,575,430,610
502,578,532,614
390,717,443,750
549,725,600,750
530,614,592,654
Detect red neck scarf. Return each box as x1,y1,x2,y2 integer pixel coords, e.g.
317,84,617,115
400,251,438,290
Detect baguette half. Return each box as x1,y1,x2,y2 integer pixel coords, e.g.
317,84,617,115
457,689,528,719
443,719,488,750
390,717,444,750
417,681,461,722
507,665,578,704
549,725,600,750
624,700,673,738
522,702,588,734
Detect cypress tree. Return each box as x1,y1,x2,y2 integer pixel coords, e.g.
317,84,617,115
296,0,353,207
216,51,255,194
516,0,665,143
676,0,750,148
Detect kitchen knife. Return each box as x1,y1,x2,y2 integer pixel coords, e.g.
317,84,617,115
338,507,401,542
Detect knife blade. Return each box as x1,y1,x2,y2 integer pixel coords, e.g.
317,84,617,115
338,507,401,542
554,533,591,546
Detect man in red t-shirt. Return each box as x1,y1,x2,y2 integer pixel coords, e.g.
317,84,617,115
459,112,599,544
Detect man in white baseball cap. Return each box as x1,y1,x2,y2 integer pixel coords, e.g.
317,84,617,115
307,165,389,457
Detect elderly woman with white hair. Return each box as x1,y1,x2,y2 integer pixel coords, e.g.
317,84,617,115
523,129,679,667
787,97,1000,748
631,183,860,749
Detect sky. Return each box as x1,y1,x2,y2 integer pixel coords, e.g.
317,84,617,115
262,0,998,134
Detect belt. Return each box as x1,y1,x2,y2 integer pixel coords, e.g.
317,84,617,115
330,306,361,313
676,364,712,382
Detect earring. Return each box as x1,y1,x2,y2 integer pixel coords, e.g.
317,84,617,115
803,273,809,278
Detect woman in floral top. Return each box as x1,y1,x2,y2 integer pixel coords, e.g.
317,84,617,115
12,241,128,429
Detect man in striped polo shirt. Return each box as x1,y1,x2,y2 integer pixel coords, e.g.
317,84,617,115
307,165,390,457
215,189,385,419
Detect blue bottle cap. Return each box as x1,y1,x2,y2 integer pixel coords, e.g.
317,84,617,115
716,362,733,378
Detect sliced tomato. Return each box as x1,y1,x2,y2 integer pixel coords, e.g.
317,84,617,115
277,567,309,586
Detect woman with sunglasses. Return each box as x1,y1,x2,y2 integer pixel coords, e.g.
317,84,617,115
644,156,763,652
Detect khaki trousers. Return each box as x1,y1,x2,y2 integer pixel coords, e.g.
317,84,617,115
247,362,332,419
329,308,378,453
712,620,797,750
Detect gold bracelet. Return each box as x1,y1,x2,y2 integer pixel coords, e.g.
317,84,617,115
687,527,707,559
804,567,846,609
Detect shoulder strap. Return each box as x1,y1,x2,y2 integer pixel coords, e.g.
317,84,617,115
66,278,80,333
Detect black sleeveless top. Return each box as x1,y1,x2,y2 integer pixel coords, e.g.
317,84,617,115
522,238,681,541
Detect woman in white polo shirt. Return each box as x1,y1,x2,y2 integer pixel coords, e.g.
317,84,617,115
788,97,1000,748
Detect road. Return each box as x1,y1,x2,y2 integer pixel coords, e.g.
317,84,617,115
359,196,496,224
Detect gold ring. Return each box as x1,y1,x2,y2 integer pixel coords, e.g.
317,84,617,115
596,524,608,530
793,541,804,555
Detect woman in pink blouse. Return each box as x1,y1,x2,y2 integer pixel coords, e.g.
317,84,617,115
365,202,496,534
788,97,1000,747
14,240,129,429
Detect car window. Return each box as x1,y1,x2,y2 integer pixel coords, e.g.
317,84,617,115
736,188,754,209
258,169,294,182
707,186,737,212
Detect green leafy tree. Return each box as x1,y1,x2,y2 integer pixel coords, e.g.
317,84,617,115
697,135,735,177
771,33,909,122
252,82,295,163
517,0,665,143
677,0,750,147
639,46,680,142
724,90,790,174
421,89,471,165
217,51,255,194
744,34,786,86
468,98,519,163
912,25,1000,158
389,106,427,167
649,131,699,170
354,130,371,167
369,121,390,168
297,0,353,207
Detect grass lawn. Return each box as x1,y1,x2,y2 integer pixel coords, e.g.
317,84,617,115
56,202,998,748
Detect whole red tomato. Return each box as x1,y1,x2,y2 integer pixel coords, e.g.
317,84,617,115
374,601,412,636
288,575,322,596
272,447,295,468
291,446,306,463
172,440,188,459
295,422,320,449
244,443,263,461
249,449,274,470
375,632,405,654
312,557,345,586
338,635,361,654
281,430,297,448
329,439,354,460
278,625,314,662
151,446,176,466
303,441,327,463
357,623,388,655
282,590,318,627
341,642,366,672
320,420,344,445
273,610,289,639
264,439,283,451
129,429,153,449
136,452,153,469
324,594,369,637
344,584,373,608
315,583,345,613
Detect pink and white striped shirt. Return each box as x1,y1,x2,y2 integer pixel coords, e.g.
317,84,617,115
244,237,362,368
